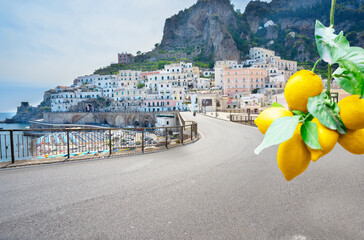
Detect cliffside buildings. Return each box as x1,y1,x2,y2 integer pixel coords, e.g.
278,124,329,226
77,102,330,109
49,47,297,114
50,62,195,113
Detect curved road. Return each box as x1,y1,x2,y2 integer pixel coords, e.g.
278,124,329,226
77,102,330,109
0,112,363,240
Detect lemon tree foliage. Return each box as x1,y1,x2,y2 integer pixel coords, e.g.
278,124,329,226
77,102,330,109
300,121,321,150
271,102,285,108
315,20,364,98
307,93,346,134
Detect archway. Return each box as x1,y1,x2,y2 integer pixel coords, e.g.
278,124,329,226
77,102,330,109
114,115,124,127
71,115,83,124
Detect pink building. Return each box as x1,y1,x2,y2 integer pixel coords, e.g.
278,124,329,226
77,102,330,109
118,52,134,64
223,68,268,96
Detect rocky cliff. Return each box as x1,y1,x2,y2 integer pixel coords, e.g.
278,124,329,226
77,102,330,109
7,97,51,123
159,0,249,62
96,0,363,74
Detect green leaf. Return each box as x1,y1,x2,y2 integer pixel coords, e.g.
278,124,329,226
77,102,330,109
334,47,364,98
315,20,350,64
336,47,364,72
301,121,321,150
292,110,306,116
334,67,364,97
271,102,285,108
254,116,300,155
307,93,347,134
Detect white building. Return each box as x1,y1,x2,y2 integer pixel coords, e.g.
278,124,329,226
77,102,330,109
117,70,141,88
50,89,102,112
196,78,211,89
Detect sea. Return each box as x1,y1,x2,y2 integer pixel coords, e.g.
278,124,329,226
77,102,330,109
0,112,29,130
0,113,31,162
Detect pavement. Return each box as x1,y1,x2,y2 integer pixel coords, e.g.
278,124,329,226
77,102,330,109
0,112,363,240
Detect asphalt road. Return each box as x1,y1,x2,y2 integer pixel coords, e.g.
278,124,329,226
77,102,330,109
0,112,363,240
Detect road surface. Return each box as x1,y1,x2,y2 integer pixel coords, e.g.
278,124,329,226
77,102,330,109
0,112,363,240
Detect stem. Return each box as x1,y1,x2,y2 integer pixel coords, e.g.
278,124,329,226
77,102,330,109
312,58,321,73
326,64,332,96
330,0,336,27
327,0,336,96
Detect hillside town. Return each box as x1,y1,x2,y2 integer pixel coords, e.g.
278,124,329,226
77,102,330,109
46,47,299,116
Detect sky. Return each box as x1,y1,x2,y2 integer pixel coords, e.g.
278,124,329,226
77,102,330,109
0,0,269,112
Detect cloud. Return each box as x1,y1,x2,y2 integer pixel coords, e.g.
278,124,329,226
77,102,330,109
0,0,271,112
0,0,196,89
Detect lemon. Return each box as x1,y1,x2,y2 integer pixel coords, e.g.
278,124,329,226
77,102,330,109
338,128,364,155
284,70,323,113
307,118,339,161
277,123,311,181
254,107,293,134
338,95,364,130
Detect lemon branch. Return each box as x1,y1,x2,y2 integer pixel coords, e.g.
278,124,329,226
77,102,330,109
326,0,336,96
312,58,321,73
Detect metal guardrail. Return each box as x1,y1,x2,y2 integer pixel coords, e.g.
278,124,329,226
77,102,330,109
0,120,198,165
230,114,257,126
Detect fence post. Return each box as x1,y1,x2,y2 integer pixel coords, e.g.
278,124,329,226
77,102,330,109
165,128,168,148
9,130,15,164
141,129,144,154
180,126,183,144
190,124,193,141
67,130,70,159
108,129,112,156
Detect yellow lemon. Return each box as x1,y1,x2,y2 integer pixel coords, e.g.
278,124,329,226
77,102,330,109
284,70,323,113
277,123,311,181
254,107,293,134
338,95,364,130
338,128,364,155
307,118,339,161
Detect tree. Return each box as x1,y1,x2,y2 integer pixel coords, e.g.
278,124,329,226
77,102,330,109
137,82,145,89
252,88,260,94
136,51,141,55
154,43,160,49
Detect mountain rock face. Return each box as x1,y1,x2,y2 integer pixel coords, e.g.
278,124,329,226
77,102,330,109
159,0,248,61
157,0,364,63
244,0,364,61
